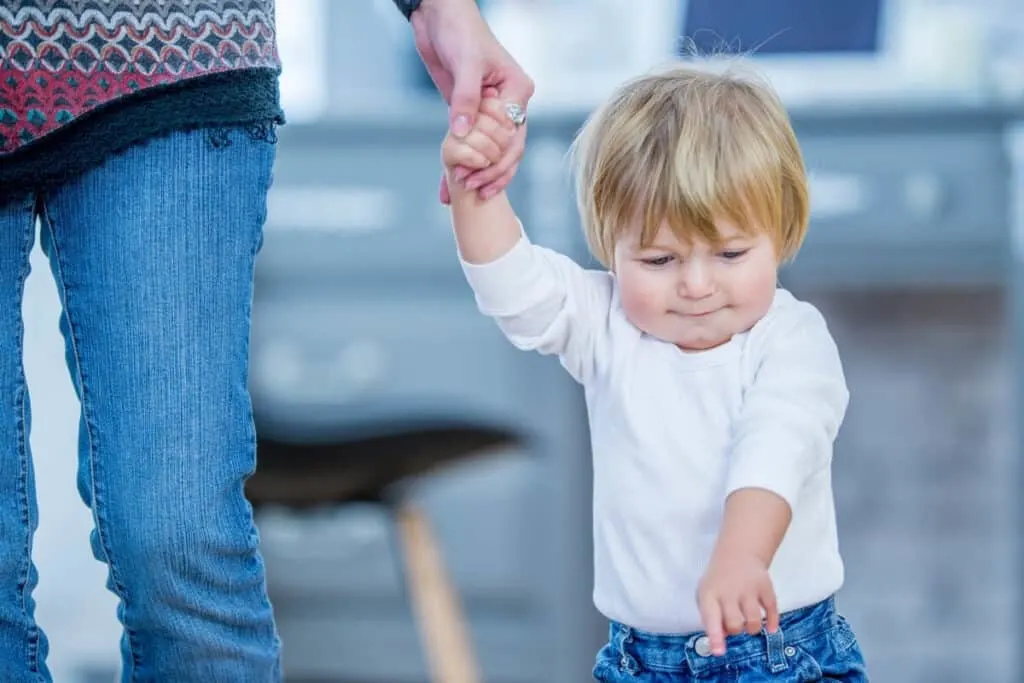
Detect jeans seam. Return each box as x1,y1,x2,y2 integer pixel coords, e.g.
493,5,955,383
39,203,141,680
13,200,41,679
245,173,283,671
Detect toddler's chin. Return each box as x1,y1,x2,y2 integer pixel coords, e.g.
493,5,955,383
676,336,730,352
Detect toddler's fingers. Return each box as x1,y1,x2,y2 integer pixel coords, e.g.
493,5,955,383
761,585,780,634
698,595,726,657
462,128,504,165
445,141,491,171
721,599,745,638
739,595,762,635
463,124,524,194
468,109,515,153
439,174,451,205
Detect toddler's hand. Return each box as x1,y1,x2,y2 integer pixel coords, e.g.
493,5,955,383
441,96,517,191
696,552,779,656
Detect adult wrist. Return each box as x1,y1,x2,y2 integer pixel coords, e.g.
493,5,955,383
392,0,423,20
399,0,478,22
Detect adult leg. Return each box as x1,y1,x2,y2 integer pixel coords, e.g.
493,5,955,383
39,123,281,682
0,193,49,682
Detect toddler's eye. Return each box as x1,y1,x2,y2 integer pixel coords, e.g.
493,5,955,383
720,250,748,260
641,255,673,266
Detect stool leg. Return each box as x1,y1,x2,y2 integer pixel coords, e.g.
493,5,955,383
394,503,482,683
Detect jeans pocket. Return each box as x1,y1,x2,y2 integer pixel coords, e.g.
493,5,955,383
811,618,870,681
201,121,277,257
206,120,278,149
593,660,615,682
593,659,635,682
830,615,858,654
593,642,641,682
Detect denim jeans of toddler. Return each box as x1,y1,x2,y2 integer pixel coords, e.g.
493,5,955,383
0,124,281,682
594,597,868,682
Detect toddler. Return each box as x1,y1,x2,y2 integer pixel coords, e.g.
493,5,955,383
440,64,869,682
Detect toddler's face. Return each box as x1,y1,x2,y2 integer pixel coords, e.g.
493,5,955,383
612,220,778,351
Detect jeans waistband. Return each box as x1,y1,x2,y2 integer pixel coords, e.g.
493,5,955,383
609,597,839,677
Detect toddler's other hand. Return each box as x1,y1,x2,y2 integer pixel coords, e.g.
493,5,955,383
696,552,780,656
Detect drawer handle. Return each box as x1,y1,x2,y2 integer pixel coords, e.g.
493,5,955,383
265,187,396,234
808,171,868,219
330,340,387,392
903,173,946,219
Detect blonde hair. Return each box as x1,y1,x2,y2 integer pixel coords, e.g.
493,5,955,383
569,62,809,268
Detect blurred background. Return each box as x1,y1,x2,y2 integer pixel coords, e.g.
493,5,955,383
23,0,1024,681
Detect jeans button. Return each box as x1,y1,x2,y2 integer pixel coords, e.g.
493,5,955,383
784,646,796,657
694,636,712,657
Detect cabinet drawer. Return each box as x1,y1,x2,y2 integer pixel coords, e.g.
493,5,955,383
260,124,531,281
250,293,536,435
798,130,1006,247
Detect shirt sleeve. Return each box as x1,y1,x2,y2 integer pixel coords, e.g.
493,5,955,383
724,303,850,510
459,232,612,384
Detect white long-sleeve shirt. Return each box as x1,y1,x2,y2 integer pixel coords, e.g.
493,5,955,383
461,233,849,634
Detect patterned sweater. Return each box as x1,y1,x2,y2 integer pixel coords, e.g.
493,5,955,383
0,1,283,203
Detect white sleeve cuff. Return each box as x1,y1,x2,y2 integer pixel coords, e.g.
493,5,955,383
724,439,809,511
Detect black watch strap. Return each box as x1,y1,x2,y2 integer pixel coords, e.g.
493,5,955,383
392,0,423,20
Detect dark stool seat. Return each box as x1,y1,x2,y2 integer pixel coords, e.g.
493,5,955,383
248,425,517,683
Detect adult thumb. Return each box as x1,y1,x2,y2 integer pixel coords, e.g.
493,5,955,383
449,60,484,138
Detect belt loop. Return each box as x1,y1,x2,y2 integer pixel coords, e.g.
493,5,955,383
763,626,788,674
613,624,639,675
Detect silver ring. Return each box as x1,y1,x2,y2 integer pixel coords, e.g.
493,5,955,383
504,102,526,127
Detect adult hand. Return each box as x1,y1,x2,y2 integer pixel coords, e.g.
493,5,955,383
411,0,534,203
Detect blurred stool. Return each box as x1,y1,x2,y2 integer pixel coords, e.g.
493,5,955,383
247,426,515,683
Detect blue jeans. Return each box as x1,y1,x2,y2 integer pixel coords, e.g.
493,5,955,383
0,124,281,681
593,597,868,682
